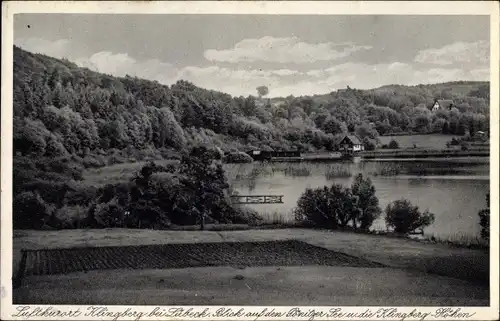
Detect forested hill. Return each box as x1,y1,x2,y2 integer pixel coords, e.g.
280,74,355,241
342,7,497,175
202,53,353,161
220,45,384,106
13,45,490,160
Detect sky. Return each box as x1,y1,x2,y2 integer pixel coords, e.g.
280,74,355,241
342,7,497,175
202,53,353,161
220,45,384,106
14,14,490,97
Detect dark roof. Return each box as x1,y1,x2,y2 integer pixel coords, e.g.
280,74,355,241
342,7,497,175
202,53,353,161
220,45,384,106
343,135,362,145
435,99,454,108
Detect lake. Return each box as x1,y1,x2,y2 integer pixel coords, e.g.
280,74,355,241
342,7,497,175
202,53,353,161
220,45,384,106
225,157,489,240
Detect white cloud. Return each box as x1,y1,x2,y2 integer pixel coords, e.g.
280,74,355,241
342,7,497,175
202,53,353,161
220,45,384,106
270,69,299,76
16,37,179,83
75,51,178,82
15,38,72,59
204,36,372,64
15,37,489,98
414,40,489,66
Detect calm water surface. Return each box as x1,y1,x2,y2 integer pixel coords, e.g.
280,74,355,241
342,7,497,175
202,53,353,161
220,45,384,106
225,157,489,239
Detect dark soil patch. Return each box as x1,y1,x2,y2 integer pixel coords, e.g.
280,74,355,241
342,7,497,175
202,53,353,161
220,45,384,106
21,240,384,277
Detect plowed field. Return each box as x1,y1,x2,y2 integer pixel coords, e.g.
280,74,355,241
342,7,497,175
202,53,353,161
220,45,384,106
22,240,384,277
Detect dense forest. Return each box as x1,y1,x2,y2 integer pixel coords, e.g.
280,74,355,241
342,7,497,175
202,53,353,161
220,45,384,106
11,46,491,229
14,46,490,160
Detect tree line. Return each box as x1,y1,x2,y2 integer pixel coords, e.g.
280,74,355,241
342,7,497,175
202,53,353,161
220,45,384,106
14,46,489,160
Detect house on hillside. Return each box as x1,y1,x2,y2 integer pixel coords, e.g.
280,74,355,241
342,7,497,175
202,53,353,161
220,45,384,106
338,135,364,155
431,99,454,112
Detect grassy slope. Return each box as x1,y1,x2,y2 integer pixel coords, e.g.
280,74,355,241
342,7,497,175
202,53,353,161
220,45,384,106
13,228,489,285
378,134,454,149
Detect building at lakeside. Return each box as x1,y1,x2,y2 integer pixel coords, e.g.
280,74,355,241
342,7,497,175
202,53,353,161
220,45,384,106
337,135,365,155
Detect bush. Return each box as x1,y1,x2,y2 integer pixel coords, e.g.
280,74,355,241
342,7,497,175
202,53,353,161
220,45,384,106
229,207,263,225
82,155,107,168
478,193,490,240
92,198,126,228
63,184,99,206
125,200,171,229
363,138,376,151
13,191,53,229
22,179,71,207
449,137,460,146
53,205,89,229
294,184,358,229
107,154,126,165
388,139,399,149
223,151,253,163
385,199,435,234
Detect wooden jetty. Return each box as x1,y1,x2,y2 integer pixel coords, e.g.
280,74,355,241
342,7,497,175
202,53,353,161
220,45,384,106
230,195,284,204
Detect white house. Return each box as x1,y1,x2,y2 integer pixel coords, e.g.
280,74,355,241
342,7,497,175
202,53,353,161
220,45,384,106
432,99,454,112
338,135,364,154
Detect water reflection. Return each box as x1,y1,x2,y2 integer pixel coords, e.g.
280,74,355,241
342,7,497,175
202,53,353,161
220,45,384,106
225,157,490,239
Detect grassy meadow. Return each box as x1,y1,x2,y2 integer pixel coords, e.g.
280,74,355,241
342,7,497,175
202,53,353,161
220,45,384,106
378,134,456,149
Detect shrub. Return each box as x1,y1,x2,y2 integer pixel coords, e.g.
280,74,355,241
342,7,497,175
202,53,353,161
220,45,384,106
363,138,376,151
229,207,263,225
53,205,89,229
13,191,53,229
388,139,399,149
82,155,107,168
22,179,71,207
107,153,126,165
125,200,171,229
43,158,84,181
223,151,253,163
294,184,358,229
450,137,460,146
385,199,435,234
92,198,126,228
63,184,99,206
478,193,490,240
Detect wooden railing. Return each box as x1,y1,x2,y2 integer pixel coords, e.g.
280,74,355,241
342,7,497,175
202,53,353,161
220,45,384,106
230,195,284,204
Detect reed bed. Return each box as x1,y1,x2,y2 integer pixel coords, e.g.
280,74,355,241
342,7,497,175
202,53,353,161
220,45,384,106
429,232,489,249
371,163,404,176
325,164,353,179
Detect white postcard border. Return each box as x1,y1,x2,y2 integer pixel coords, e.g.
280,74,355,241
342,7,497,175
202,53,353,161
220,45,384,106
1,1,499,320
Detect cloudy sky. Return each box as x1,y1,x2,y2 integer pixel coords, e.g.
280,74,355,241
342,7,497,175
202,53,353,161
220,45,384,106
14,14,489,97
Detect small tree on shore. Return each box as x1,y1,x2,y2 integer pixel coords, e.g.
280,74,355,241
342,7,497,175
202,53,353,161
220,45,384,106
178,145,229,230
294,184,358,229
351,173,381,230
385,199,435,234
